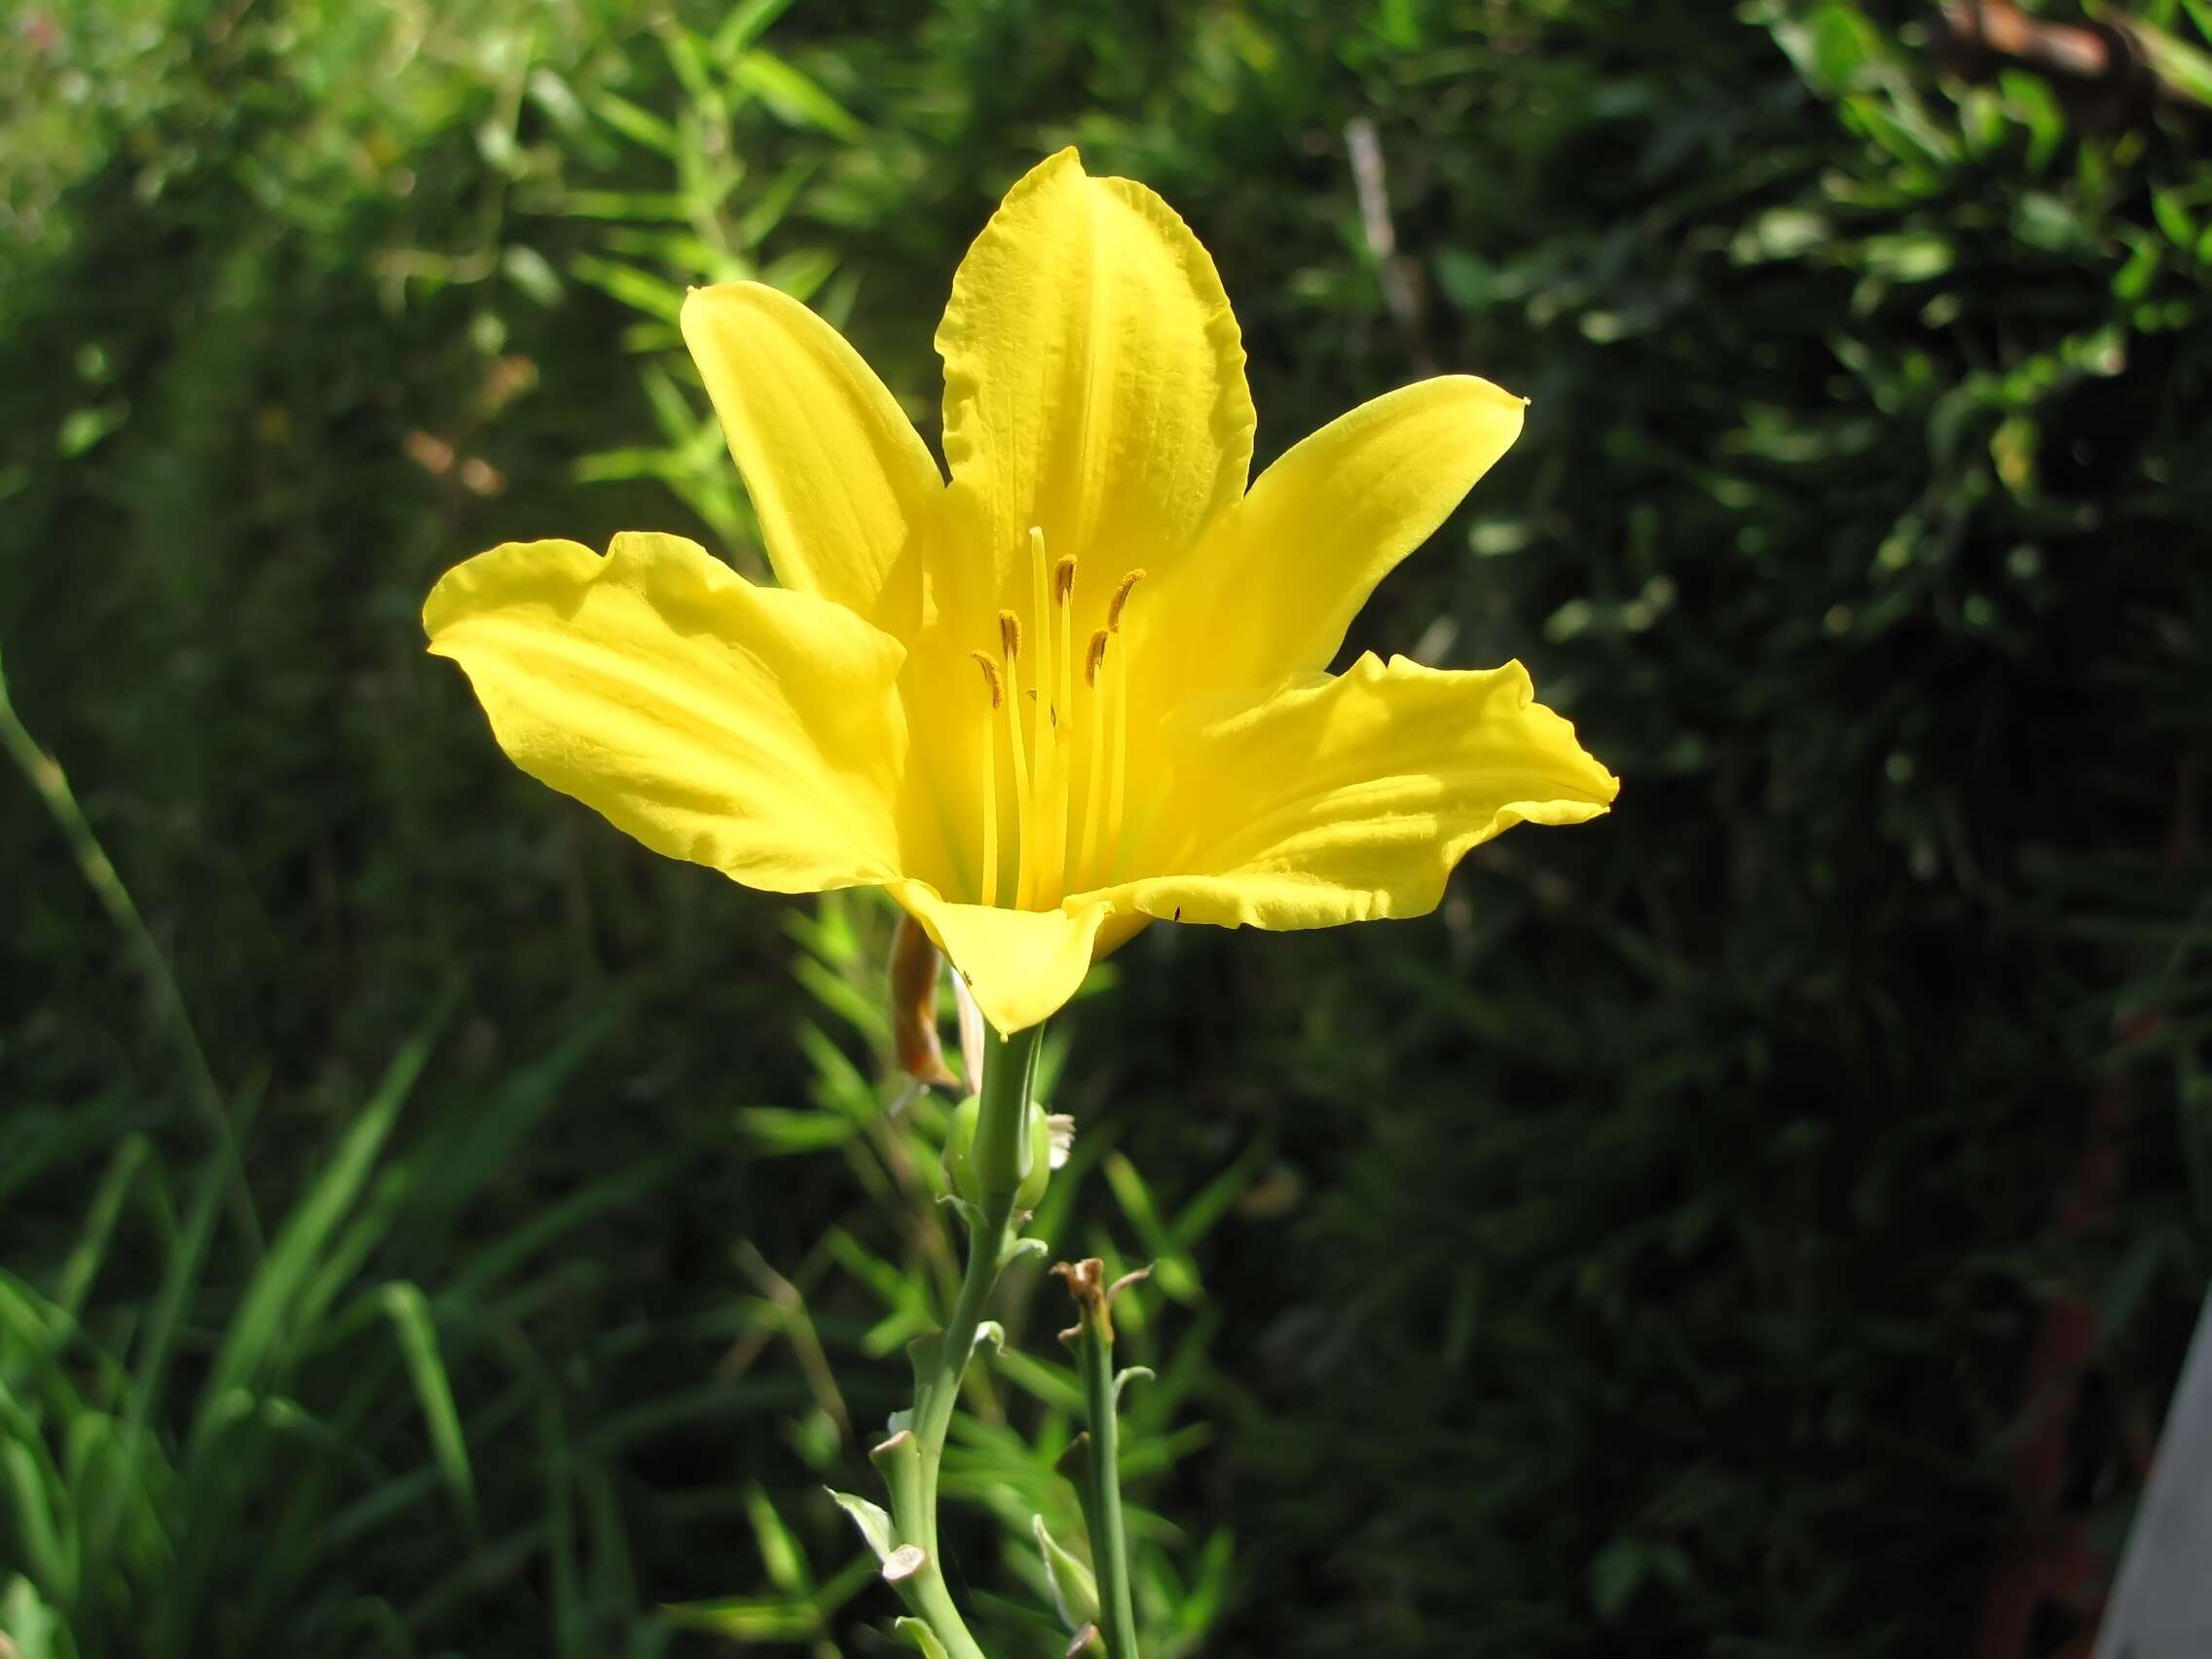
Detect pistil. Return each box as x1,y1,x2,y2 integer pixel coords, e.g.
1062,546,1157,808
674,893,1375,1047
1051,551,1077,900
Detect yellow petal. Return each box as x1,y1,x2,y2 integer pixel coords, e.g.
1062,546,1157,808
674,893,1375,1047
1124,653,1616,930
936,148,1255,616
425,532,908,893
681,282,943,636
1145,376,1526,703
890,878,1116,1036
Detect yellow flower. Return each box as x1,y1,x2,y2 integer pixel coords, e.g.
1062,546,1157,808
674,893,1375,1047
424,150,1619,1034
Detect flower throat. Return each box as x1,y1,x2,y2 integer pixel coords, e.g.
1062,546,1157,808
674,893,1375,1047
968,527,1144,910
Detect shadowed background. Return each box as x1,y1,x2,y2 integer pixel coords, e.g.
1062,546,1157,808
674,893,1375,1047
4,1,2209,1655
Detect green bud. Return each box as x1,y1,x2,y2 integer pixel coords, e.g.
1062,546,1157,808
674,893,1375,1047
941,1093,981,1203
1015,1103,1053,1210
1032,1514,1100,1632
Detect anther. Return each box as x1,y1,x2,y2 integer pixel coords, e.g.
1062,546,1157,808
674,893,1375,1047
1084,629,1109,688
1107,570,1146,633
970,651,1003,708
1053,555,1077,605
998,609,1022,661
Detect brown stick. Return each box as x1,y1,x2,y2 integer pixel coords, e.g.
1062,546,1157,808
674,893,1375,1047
1938,1,2201,124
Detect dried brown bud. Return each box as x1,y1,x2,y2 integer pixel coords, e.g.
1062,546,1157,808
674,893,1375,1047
890,910,958,1089
1051,1256,1151,1346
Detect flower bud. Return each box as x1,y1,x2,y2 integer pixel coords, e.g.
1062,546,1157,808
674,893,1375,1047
947,1100,1067,1212
941,1093,982,1203
1014,1104,1056,1211
1033,1514,1100,1633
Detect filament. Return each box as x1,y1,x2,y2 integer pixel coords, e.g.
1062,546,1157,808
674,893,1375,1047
974,556,1145,907
969,651,1001,908
1078,629,1111,888
1102,571,1142,881
998,609,1033,908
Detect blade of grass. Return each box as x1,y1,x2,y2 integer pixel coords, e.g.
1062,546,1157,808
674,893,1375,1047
0,646,261,1255
377,1281,477,1534
189,1005,450,1452
54,1135,153,1325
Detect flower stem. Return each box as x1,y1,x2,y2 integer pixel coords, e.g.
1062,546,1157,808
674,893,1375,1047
967,1019,1041,1221
1073,1300,1139,1659
881,1020,1046,1657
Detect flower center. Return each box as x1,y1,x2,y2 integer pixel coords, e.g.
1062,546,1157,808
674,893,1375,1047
967,528,1144,909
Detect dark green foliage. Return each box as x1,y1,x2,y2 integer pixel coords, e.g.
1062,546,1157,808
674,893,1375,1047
4,1,2208,1655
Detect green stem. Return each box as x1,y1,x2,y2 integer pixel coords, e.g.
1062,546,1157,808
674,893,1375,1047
885,1021,1047,1657
967,1018,1041,1221
0,647,263,1255
1076,1315,1139,1659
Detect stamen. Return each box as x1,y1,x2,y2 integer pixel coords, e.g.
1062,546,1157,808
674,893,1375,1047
1107,569,1146,634
1027,528,1054,751
1026,527,1059,904
1077,629,1112,884
969,653,1001,907
1053,555,1077,605
969,650,1002,709
1104,572,1143,880
998,608,1033,908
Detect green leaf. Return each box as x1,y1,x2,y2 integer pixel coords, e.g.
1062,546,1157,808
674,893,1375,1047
2154,187,2197,251
744,1483,810,1594
1591,1538,1645,1621
55,403,127,458
499,244,564,307
735,1107,857,1155
587,89,680,156
1112,1365,1155,1407
191,1012,445,1450
731,51,863,140
568,254,687,322
710,0,799,61
893,1616,952,1658
55,1134,150,1321
826,1487,895,1564
661,1596,819,1640
378,1281,476,1530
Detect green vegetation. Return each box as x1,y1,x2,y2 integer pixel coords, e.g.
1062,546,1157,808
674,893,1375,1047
4,1,2208,1654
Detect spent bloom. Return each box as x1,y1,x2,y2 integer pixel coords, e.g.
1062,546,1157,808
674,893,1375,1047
424,150,1618,1032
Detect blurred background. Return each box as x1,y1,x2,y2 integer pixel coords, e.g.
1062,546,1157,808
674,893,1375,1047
5,1,2210,1654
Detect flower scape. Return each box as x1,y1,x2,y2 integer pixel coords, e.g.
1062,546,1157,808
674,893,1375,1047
424,149,1619,1033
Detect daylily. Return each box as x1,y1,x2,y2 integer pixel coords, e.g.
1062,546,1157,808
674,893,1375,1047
424,149,1618,1034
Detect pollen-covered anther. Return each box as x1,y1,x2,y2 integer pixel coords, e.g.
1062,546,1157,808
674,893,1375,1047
970,650,1003,708
1084,629,1110,688
998,608,1022,661
1053,555,1078,605
1107,569,1146,633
